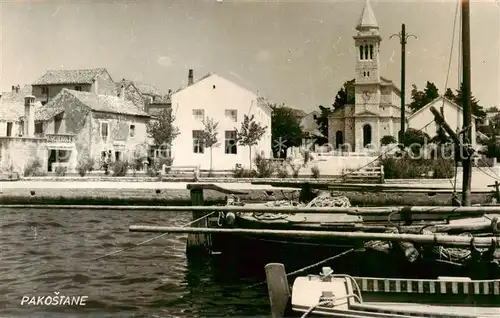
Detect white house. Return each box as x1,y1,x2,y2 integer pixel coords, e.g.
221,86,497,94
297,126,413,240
170,70,272,170
407,95,477,148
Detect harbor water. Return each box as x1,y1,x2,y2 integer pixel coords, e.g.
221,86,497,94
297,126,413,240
0,209,270,317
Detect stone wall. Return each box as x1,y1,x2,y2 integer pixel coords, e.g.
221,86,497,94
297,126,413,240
0,137,48,174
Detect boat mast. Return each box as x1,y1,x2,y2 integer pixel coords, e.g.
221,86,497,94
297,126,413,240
461,0,472,206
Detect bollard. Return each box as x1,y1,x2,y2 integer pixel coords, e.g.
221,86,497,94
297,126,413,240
186,186,210,257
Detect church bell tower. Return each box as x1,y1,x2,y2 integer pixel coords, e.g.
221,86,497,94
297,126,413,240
354,0,382,86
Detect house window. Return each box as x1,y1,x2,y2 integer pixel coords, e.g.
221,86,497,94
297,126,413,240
192,109,204,121
129,124,136,137
6,122,13,137
74,86,82,91
225,130,237,154
35,122,43,134
115,151,121,161
192,130,204,153
225,109,237,122
101,122,109,142
41,87,48,94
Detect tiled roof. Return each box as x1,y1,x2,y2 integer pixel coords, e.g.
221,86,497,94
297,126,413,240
0,101,24,121
1,85,33,102
290,108,308,119
64,89,150,117
117,79,171,105
34,106,65,121
33,68,107,85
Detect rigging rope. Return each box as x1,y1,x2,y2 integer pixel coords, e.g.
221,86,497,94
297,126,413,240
91,211,217,261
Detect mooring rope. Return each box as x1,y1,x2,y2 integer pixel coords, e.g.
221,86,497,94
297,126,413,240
91,211,218,261
244,248,355,289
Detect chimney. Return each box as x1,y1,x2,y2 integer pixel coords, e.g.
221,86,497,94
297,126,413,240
188,69,194,86
24,95,36,137
92,78,99,94
120,85,125,100
11,86,15,92
15,85,20,93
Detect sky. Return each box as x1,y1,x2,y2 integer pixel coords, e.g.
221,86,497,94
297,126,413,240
1,0,499,113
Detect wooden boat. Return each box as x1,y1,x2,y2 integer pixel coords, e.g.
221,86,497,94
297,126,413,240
207,196,500,279
265,263,500,318
250,181,498,206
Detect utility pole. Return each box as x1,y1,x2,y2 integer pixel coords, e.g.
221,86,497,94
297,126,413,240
462,0,472,206
390,24,417,144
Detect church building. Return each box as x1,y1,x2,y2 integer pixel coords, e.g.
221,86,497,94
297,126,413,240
328,0,402,152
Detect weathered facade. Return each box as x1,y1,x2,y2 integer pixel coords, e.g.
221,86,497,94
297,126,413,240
43,89,150,170
328,0,401,152
170,71,272,170
9,89,152,173
32,68,117,105
116,79,171,116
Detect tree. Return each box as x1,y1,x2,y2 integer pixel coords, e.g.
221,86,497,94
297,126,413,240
201,117,219,171
332,79,355,110
315,105,331,141
380,135,397,146
270,104,304,158
408,81,439,112
315,79,355,140
236,114,267,168
146,107,179,155
447,82,486,119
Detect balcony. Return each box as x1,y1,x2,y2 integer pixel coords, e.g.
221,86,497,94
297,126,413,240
46,133,76,143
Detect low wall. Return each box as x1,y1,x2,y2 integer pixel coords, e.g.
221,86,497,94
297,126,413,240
0,186,493,206
0,137,48,174
0,187,300,205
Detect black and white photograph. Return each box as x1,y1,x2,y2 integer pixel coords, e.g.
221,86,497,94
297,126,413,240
0,0,500,317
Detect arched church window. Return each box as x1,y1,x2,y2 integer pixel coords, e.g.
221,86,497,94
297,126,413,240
369,45,374,59
367,71,370,77
364,45,369,60
363,124,372,147
359,46,364,60
363,71,366,77
335,130,344,149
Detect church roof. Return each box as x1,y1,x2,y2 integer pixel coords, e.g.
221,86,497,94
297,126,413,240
356,0,379,31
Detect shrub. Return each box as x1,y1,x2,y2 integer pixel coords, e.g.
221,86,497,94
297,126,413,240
158,157,174,174
54,166,67,176
23,157,44,177
77,157,95,177
276,164,289,178
133,156,147,171
232,168,257,178
291,164,301,178
112,160,129,177
254,153,274,178
380,135,397,146
381,155,454,179
311,166,320,179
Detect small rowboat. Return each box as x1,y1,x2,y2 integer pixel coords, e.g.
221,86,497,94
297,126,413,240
265,263,500,318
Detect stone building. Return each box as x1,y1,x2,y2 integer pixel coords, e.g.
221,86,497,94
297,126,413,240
328,0,402,152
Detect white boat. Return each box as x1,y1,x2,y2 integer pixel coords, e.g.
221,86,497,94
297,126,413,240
265,263,500,318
